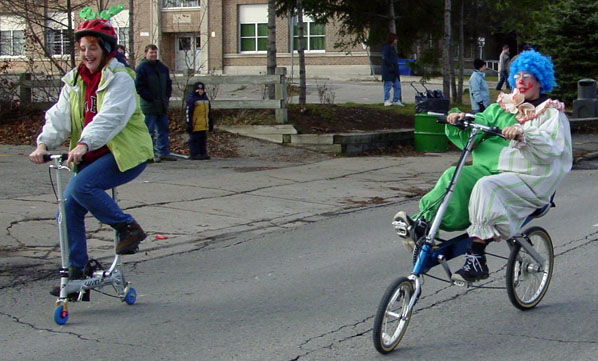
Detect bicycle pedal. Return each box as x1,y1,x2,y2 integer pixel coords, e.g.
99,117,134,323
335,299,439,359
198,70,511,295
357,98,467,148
392,221,409,237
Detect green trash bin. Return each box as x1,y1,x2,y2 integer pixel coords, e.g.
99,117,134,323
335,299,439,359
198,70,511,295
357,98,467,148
414,113,447,152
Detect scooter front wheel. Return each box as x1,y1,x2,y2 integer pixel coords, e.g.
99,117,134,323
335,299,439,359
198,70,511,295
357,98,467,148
54,304,69,325
372,276,414,354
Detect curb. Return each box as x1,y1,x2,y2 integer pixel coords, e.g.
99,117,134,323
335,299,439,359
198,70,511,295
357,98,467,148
218,125,415,155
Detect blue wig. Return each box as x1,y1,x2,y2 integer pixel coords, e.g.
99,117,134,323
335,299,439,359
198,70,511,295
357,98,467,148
508,49,557,93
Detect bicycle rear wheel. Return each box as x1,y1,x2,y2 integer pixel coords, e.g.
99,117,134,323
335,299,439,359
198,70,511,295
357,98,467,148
372,277,414,354
506,226,554,310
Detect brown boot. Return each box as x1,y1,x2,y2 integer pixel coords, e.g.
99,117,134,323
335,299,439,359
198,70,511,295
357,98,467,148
114,221,147,255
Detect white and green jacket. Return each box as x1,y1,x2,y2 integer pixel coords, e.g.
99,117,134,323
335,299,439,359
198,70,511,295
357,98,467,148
38,58,154,172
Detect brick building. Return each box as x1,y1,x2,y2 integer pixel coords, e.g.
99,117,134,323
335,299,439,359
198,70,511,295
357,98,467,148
1,0,373,78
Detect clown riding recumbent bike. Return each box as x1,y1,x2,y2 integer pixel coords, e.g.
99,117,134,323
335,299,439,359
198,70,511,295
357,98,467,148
372,113,555,354
44,154,137,325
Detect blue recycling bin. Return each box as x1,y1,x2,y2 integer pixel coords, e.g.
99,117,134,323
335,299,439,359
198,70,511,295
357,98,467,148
398,59,415,76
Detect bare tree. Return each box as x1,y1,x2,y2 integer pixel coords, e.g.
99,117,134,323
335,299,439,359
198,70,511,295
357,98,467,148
388,0,396,34
166,3,211,109
1,0,96,104
296,0,306,105
128,0,135,68
442,0,452,102
457,0,464,102
3,0,93,75
266,0,277,100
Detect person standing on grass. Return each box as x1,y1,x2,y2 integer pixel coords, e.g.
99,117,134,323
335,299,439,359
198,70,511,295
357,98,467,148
469,58,490,113
381,33,405,107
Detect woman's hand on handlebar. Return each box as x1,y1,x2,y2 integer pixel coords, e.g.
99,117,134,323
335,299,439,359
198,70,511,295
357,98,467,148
446,112,465,124
66,143,88,168
29,144,49,164
502,126,524,141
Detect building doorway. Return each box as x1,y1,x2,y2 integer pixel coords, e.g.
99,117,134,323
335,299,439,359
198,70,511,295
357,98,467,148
175,33,201,73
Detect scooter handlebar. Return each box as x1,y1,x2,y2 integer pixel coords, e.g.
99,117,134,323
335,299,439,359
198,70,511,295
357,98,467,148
42,154,68,163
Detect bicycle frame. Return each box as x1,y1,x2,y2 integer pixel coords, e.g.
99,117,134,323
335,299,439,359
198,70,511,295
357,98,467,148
407,116,551,297
374,114,556,352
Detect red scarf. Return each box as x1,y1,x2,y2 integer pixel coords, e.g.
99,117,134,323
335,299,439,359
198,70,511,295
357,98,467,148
77,63,110,163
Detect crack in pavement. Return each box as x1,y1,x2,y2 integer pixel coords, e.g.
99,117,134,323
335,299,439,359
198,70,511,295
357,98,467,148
0,311,140,346
554,230,598,257
286,230,598,359
491,332,598,344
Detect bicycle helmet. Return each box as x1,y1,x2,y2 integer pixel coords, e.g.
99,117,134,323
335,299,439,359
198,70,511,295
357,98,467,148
75,19,117,54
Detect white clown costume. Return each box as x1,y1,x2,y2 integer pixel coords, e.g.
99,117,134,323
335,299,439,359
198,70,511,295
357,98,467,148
467,90,572,241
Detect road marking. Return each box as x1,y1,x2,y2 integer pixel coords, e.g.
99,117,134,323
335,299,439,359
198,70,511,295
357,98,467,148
0,154,12,157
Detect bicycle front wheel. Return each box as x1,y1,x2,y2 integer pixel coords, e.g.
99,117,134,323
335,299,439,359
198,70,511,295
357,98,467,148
372,277,414,354
506,226,554,310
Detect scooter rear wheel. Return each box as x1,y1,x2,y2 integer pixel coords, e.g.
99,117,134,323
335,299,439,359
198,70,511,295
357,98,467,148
124,287,137,305
372,277,414,354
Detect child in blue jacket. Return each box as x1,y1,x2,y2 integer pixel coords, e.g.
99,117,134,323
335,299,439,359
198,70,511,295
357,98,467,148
185,82,213,160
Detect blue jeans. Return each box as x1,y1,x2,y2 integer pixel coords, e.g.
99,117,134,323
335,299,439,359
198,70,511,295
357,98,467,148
62,153,146,270
383,79,402,102
144,113,171,156
496,70,511,91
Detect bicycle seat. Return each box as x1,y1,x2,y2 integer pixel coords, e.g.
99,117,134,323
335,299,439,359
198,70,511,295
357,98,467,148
528,193,556,219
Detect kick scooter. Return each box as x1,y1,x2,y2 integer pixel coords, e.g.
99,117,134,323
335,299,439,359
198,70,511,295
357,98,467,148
45,154,137,325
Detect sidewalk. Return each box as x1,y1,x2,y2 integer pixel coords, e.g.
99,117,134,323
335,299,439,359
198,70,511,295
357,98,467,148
2,131,598,285
0,144,452,285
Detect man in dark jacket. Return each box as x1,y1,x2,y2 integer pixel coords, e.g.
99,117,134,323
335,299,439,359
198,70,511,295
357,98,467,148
135,44,176,161
381,33,405,107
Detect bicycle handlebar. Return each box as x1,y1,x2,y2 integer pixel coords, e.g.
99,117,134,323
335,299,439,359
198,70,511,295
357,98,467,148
429,112,504,138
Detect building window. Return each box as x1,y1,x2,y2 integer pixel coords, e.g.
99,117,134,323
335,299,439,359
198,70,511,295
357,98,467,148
292,16,325,52
163,0,200,8
0,30,25,56
0,16,25,56
47,29,71,56
46,13,72,56
239,4,267,53
110,9,130,49
116,27,129,48
240,23,267,52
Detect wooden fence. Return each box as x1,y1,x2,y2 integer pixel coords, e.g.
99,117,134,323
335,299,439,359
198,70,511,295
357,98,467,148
15,66,289,123
184,67,288,123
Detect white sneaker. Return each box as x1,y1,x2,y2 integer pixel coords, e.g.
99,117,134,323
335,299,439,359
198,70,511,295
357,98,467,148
393,101,405,107
384,100,392,107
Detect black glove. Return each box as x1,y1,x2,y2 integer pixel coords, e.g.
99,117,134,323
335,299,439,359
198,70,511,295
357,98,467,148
477,102,486,112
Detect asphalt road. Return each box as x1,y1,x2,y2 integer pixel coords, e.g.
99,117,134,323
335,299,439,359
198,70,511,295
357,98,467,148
1,167,597,361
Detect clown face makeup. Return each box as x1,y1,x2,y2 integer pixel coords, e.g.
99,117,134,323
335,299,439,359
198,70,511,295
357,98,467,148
514,71,541,100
